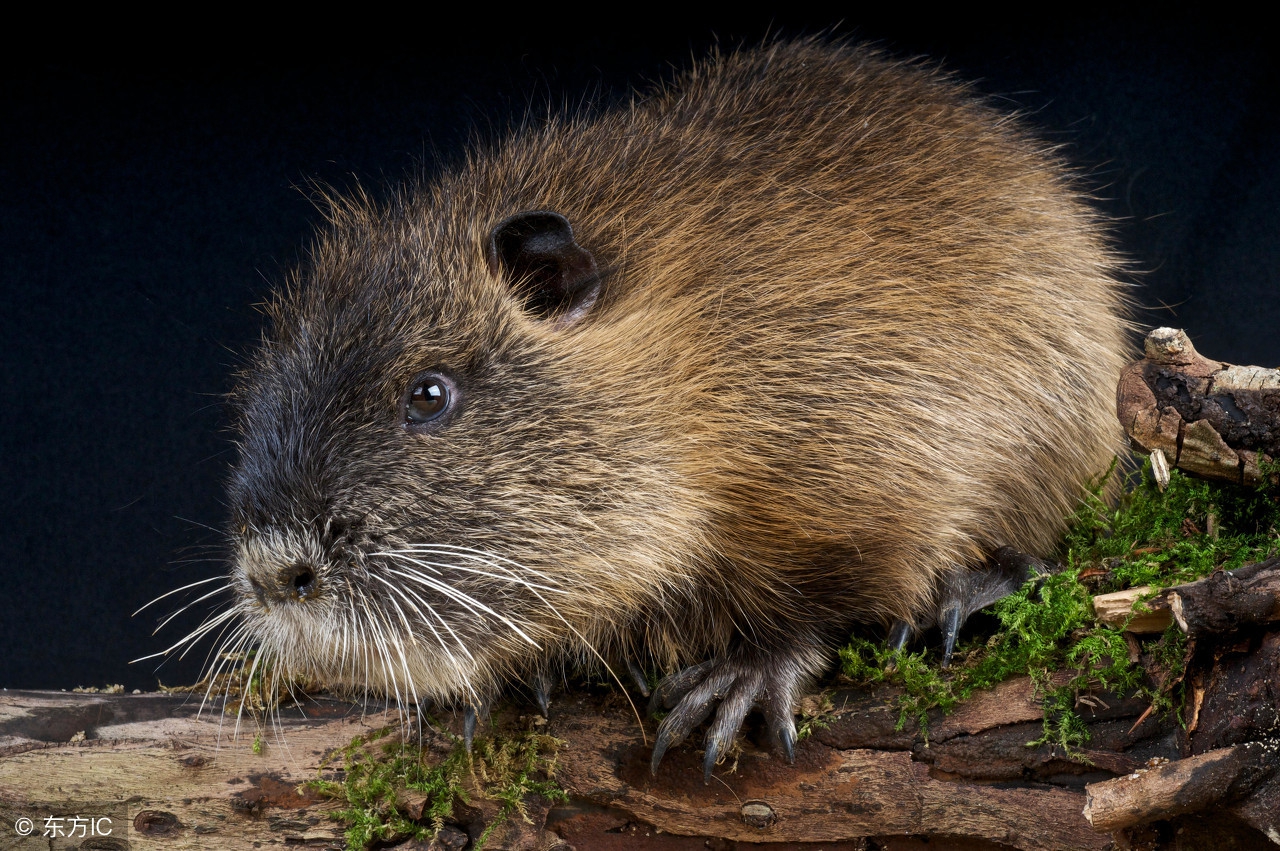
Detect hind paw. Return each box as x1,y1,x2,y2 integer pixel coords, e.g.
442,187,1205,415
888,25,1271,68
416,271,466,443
889,546,1055,667
649,653,804,782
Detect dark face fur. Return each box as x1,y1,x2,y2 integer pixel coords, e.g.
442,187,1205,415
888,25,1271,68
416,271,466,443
222,205,651,707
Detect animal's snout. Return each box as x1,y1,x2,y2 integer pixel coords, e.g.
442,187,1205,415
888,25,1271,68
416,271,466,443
245,562,320,606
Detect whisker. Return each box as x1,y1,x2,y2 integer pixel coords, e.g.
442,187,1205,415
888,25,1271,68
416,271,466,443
175,606,247,662
384,546,645,743
131,606,241,663
389,544,563,586
363,589,407,725
189,607,249,679
373,551,568,595
233,638,269,741
132,575,229,617
379,591,423,715
388,577,475,662
198,625,253,717
369,572,474,685
151,584,233,635
383,563,540,647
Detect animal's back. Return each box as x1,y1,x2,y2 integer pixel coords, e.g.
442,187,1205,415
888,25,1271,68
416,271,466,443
231,40,1130,777
429,40,1129,625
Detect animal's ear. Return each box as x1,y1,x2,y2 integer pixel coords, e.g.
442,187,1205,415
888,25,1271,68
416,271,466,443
487,211,601,326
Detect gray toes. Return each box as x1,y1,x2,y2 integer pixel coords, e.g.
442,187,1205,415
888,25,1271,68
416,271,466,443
462,702,488,752
776,719,797,763
649,656,807,780
463,704,478,752
938,600,963,669
887,619,914,653
648,659,716,715
764,695,798,763
701,672,763,782
650,666,735,774
702,736,725,783
893,549,1056,668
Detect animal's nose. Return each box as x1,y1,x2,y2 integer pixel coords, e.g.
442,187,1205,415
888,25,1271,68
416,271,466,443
285,564,318,600
247,563,318,605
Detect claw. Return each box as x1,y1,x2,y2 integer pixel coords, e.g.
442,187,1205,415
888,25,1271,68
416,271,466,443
885,619,916,673
890,549,1056,668
531,670,551,717
765,698,798,763
777,720,797,763
887,620,913,653
651,712,702,775
934,548,1051,667
702,738,723,783
700,673,760,782
463,703,487,752
627,659,651,698
649,729,673,774
650,652,808,780
937,600,962,669
650,665,733,774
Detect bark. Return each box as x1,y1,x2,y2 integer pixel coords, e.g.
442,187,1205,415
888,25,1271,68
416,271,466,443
1092,586,1173,634
0,682,1147,851
1116,327,1280,487
1082,740,1280,833
1,650,1277,850
1156,557,1280,638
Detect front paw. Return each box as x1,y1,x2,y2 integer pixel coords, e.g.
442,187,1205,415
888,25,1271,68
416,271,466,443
649,655,803,782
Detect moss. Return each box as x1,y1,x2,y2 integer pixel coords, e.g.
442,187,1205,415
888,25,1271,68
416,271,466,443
840,458,1279,750
796,692,836,740
306,724,568,851
1064,456,1280,591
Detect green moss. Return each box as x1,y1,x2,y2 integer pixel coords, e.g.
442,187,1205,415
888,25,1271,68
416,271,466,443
796,692,836,740
840,458,1279,750
467,733,570,847
306,725,567,851
1064,457,1280,590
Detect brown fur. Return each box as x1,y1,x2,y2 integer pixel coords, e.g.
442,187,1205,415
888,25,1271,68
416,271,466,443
223,40,1131,711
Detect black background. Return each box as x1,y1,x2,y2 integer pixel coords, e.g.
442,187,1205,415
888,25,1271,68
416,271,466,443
2,10,1276,691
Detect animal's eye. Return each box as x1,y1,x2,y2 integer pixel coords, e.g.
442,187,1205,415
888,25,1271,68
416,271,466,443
402,372,456,430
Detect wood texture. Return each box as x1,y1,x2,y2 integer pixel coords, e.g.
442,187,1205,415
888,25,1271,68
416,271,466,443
0,682,1131,850
1116,327,1280,486
1083,740,1280,833
1158,557,1280,637
1092,586,1174,634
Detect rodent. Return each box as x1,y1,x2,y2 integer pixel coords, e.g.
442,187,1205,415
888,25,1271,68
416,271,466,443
220,39,1131,778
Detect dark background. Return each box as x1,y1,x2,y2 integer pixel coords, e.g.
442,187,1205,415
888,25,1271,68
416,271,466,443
2,11,1276,691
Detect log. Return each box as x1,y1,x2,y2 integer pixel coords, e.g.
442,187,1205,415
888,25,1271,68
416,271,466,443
1115,327,1280,486
0,682,1154,851
1092,586,1174,634
1230,770,1280,842
1082,739,1280,833
1182,627,1280,757
0,690,360,849
1157,557,1280,637
4,609,1279,851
